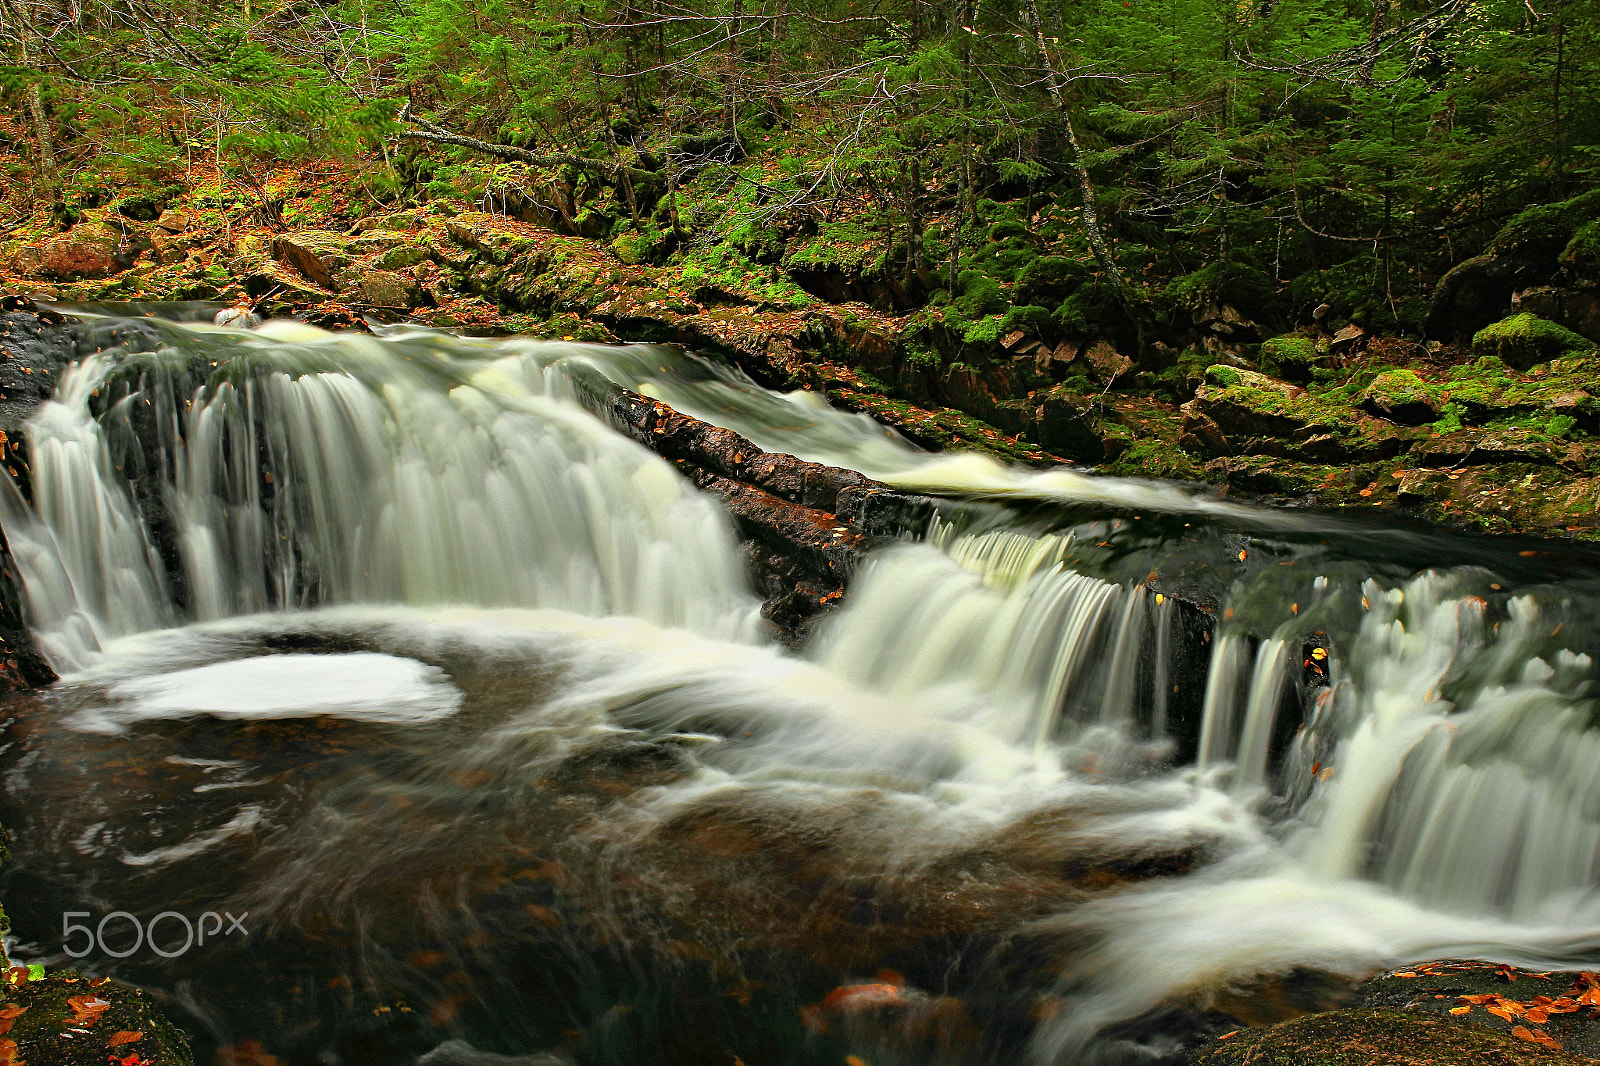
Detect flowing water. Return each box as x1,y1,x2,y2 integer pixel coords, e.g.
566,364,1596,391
1,313,1599,1066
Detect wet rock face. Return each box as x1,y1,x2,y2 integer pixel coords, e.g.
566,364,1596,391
596,383,935,637
0,969,194,1066
1191,1008,1591,1065
0,305,73,445
0,304,66,693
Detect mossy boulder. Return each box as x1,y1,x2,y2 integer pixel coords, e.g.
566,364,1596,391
1359,369,1445,425
39,223,143,280
0,969,194,1065
1192,1008,1591,1065
1184,366,1342,440
352,268,427,309
1473,313,1596,369
1487,190,1600,263
272,230,354,289
1015,255,1089,302
611,232,645,265
1257,334,1323,383
1359,960,1600,1060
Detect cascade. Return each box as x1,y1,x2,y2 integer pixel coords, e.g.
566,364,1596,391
0,315,1597,1066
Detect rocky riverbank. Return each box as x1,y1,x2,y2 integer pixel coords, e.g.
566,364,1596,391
6,175,1600,540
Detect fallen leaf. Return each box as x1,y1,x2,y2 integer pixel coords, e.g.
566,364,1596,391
819,983,905,1014
65,994,111,1027
108,1031,142,1046
1511,1025,1562,1050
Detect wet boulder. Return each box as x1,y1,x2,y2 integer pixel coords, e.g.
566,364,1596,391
1358,960,1600,1060
1192,1008,1590,1065
0,969,194,1066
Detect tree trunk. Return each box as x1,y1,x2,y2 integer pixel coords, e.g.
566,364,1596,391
1020,0,1130,305
5,0,62,211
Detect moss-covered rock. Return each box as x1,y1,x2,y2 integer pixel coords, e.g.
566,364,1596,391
1359,961,1600,1060
1183,366,1343,440
1257,334,1322,383
271,230,355,289
1192,1008,1591,1065
1473,313,1596,370
38,223,142,280
1359,369,1445,425
352,268,426,309
0,969,193,1066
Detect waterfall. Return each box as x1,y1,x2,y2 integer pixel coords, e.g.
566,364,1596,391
4,315,1600,1066
6,320,762,668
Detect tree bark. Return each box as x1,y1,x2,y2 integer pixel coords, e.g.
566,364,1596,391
1020,0,1130,305
4,0,63,210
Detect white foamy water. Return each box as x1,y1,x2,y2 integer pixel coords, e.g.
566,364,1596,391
98,652,461,729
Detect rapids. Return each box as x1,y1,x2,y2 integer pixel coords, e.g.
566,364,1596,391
0,313,1597,1065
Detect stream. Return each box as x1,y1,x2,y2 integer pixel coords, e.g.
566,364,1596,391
0,313,1597,1065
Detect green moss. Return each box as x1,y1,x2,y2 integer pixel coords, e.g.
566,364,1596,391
1165,260,1274,314
962,315,1003,344
1432,401,1465,434
1258,334,1321,382
1561,219,1600,279
1362,368,1444,412
1206,365,1243,387
1473,312,1596,369
1016,256,1088,302
1487,189,1600,259
1194,1008,1592,1066
1105,434,1202,480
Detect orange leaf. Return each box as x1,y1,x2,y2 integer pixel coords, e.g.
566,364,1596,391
109,1031,143,1046
65,994,111,1027
1449,1005,1472,1015
1512,1026,1562,1050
